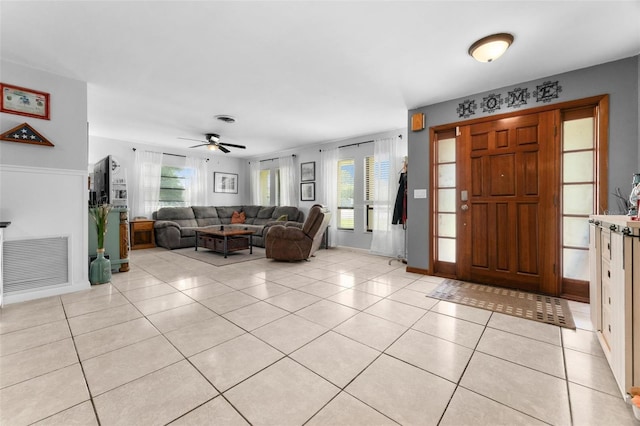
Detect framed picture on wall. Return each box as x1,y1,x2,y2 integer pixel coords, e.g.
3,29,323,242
1,83,50,120
301,161,315,182
301,182,315,201
214,172,238,194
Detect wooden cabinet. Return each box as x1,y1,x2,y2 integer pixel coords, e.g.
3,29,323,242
589,215,640,396
130,220,155,250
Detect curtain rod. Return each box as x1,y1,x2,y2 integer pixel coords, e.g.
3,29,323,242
257,154,296,163
320,134,403,151
132,148,209,161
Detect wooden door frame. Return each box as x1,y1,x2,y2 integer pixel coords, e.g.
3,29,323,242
429,95,608,298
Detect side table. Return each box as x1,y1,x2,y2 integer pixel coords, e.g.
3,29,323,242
130,219,156,250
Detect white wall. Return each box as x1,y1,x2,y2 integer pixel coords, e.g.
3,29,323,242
246,128,406,250
0,59,89,304
89,136,246,215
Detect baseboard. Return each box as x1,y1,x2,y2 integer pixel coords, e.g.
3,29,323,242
406,266,429,275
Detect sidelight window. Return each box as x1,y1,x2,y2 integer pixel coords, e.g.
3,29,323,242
561,108,596,282
434,130,457,265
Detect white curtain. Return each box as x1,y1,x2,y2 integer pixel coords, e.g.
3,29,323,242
370,135,407,257
249,161,261,205
185,156,207,206
279,155,297,206
320,147,338,246
134,150,163,218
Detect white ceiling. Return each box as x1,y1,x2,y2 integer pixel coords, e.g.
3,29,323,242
1,1,639,158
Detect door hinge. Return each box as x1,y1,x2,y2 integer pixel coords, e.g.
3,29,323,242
554,126,557,137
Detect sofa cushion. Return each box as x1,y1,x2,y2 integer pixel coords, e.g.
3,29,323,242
273,206,300,221
155,207,198,229
252,218,272,226
181,227,198,237
242,205,261,218
216,206,240,224
192,206,221,227
156,207,195,221
257,206,275,219
192,206,219,219
217,206,238,219
231,211,246,224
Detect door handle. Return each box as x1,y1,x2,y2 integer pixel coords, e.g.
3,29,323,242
461,204,469,211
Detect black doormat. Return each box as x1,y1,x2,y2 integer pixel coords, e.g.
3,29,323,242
427,279,575,329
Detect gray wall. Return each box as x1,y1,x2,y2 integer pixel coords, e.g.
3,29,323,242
407,55,640,271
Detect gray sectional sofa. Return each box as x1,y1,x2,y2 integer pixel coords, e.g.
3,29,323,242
152,205,304,249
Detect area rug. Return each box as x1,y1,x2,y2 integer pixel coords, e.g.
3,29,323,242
427,279,575,329
173,246,266,267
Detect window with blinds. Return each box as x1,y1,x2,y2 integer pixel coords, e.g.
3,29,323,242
159,165,190,207
364,156,390,232
338,159,355,230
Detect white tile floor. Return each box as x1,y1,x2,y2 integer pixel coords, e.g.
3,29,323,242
0,247,637,425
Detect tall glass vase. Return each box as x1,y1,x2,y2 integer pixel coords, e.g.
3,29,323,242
90,249,112,285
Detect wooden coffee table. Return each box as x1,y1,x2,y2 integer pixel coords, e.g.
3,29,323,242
194,228,254,258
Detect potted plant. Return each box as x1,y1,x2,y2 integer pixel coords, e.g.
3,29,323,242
89,204,113,284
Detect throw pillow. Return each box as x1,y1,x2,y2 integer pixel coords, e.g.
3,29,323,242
277,214,288,221
231,211,246,224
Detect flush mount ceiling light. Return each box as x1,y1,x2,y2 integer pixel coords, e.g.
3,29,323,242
215,115,236,124
469,33,514,63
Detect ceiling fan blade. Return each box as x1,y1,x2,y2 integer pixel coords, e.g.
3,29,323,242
189,143,210,148
179,137,207,143
218,145,231,154
218,142,246,149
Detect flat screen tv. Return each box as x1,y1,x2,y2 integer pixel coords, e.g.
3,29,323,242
93,155,112,205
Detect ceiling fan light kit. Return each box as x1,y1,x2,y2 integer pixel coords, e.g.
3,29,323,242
178,132,246,153
469,33,514,63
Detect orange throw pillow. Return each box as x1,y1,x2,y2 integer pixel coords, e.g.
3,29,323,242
231,211,246,224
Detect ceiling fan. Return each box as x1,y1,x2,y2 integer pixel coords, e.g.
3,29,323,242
178,133,246,153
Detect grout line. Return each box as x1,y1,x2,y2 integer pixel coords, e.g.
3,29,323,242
561,329,575,425
60,298,103,426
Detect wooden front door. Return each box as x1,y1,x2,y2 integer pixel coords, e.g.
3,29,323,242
456,111,559,294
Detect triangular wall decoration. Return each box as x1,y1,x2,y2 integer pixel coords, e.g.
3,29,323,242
0,122,54,147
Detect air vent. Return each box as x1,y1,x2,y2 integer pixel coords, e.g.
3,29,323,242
215,115,236,124
3,237,69,294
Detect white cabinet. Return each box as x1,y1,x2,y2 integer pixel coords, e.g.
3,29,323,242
589,215,640,396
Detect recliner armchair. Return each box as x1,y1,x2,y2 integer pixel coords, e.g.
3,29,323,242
265,204,331,261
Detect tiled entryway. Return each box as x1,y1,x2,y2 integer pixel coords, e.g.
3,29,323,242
0,247,636,425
